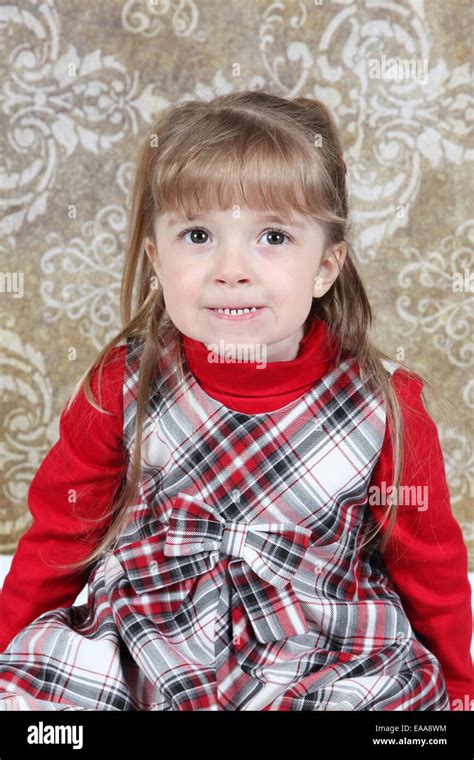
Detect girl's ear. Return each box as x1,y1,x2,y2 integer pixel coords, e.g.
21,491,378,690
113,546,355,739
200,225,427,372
144,236,162,282
313,242,347,298
144,236,155,262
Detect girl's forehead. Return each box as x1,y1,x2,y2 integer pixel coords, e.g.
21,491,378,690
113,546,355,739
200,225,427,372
157,207,316,229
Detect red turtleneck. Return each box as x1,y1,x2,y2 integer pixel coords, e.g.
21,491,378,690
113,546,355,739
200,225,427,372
181,316,341,414
0,318,472,708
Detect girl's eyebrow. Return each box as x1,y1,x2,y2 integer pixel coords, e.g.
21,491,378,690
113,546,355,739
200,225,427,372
255,213,307,230
167,213,207,227
167,213,307,229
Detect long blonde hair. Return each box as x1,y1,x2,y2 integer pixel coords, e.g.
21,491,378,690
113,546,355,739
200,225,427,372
52,90,463,576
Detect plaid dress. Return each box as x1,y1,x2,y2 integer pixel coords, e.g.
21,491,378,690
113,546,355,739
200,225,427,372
0,336,450,711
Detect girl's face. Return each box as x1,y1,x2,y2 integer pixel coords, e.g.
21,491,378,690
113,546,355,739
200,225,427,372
145,207,346,362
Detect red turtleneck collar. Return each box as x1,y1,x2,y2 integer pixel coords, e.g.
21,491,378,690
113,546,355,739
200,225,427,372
181,317,341,414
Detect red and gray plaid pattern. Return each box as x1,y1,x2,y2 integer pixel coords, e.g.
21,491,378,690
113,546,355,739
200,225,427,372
0,335,450,711
139,492,312,643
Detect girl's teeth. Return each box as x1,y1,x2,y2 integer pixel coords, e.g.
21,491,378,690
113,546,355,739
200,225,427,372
213,307,258,315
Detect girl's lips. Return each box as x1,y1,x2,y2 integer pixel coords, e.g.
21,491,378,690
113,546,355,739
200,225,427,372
206,306,265,321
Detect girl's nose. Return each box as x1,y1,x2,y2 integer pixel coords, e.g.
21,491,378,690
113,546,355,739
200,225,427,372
214,270,251,285
212,246,252,284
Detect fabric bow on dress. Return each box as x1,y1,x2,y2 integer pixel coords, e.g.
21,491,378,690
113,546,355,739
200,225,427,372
153,493,312,644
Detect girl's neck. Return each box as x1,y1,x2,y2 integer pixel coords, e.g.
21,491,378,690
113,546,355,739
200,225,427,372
180,317,341,414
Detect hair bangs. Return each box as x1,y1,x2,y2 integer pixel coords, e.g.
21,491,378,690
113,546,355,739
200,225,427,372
151,127,331,226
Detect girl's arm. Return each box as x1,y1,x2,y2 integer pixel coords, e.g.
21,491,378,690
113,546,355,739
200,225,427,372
0,346,128,652
369,368,473,710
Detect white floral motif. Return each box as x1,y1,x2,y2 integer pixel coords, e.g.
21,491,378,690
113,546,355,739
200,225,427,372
458,521,474,566
303,0,471,258
121,0,207,42
463,380,474,411
438,427,473,505
39,163,133,350
259,1,313,96
0,2,168,238
396,220,474,370
0,313,55,546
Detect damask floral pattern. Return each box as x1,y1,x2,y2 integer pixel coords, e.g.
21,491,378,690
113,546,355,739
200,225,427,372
0,0,472,565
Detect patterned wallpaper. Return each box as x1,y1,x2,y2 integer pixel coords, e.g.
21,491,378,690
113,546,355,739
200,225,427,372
0,0,472,569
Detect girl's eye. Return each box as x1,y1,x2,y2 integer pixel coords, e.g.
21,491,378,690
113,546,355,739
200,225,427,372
177,227,209,244
259,227,293,245
176,226,293,245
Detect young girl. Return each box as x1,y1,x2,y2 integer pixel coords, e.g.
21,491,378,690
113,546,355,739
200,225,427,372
0,91,471,712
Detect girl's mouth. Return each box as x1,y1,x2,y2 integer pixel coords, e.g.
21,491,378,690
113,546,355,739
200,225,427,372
206,306,265,320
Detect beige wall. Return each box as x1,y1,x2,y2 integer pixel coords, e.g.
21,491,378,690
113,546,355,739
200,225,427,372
0,0,472,568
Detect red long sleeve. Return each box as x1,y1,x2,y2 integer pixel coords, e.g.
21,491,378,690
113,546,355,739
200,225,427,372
369,368,473,709
0,346,128,653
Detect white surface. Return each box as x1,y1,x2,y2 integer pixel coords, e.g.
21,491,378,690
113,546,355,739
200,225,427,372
1,554,473,658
